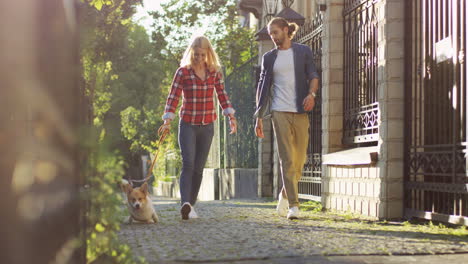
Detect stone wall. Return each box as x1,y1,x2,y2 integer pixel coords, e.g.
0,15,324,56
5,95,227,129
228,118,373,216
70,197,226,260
323,165,382,217
220,169,258,200
258,118,274,197
155,168,258,201
320,0,346,213
321,0,345,156
256,40,275,198
198,168,219,201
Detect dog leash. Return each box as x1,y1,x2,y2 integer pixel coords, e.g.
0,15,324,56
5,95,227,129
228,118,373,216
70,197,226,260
128,127,169,186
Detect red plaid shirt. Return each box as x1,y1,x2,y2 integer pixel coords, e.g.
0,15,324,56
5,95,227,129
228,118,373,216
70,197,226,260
163,66,234,125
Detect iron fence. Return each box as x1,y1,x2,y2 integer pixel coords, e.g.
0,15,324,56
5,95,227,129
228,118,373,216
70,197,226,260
343,0,379,145
293,12,323,201
404,0,467,225
224,56,259,168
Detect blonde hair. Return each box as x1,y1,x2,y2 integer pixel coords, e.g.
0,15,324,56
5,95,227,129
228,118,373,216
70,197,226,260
180,36,222,72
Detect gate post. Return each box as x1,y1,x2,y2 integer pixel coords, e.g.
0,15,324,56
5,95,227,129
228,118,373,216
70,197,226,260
320,0,345,208
376,0,406,219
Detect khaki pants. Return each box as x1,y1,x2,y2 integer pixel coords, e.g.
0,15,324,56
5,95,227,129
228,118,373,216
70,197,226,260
271,111,309,208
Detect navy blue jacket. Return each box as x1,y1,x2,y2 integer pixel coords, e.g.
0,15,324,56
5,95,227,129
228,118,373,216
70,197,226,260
254,42,319,119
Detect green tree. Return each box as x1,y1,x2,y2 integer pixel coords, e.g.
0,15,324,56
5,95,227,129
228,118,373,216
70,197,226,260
150,0,257,76
80,0,149,263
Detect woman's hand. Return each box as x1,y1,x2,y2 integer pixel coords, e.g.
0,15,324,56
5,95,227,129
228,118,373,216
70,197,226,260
158,119,171,136
228,115,237,134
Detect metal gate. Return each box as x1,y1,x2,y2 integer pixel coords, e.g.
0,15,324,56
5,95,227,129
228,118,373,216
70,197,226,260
294,13,323,201
343,0,379,145
404,0,468,225
224,56,259,168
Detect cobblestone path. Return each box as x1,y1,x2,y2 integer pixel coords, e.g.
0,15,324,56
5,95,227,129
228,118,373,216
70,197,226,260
118,197,468,264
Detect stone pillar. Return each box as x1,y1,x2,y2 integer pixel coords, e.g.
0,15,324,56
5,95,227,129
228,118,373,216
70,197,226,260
320,0,345,207
321,0,345,156
257,40,275,198
376,0,405,219
258,120,274,197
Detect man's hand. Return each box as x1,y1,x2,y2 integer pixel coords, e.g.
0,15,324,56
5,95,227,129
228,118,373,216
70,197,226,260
302,94,316,112
255,118,264,138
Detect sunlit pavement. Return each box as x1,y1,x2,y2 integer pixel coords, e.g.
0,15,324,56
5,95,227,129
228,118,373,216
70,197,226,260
118,197,468,264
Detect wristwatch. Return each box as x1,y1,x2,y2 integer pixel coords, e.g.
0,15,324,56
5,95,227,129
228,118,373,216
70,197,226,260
309,92,317,97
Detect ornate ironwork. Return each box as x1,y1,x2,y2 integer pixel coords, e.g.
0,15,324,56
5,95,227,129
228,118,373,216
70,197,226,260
299,154,322,201
409,146,466,178
343,102,379,143
293,11,323,201
294,12,323,44
404,0,467,222
344,0,378,15
343,0,379,144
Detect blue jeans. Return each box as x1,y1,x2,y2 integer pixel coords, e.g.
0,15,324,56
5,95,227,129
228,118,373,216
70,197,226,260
178,120,214,205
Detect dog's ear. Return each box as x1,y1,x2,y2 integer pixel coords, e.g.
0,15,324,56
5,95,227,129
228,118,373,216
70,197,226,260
120,181,133,194
140,182,149,195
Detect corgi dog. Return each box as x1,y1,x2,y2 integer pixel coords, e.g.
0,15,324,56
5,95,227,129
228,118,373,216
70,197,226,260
120,179,159,224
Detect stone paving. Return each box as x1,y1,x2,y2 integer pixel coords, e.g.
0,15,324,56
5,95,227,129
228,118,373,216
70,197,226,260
117,197,468,264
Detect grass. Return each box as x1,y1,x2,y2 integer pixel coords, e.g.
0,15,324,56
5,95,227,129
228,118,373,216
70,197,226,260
289,201,468,239
316,214,468,239
300,200,323,212
160,207,177,212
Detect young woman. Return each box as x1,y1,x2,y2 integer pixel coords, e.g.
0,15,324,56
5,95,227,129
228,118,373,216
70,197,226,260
159,36,237,220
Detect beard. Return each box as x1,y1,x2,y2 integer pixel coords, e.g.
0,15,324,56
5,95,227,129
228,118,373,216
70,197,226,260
273,36,286,46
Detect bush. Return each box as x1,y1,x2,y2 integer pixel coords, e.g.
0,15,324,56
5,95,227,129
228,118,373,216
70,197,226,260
85,138,146,264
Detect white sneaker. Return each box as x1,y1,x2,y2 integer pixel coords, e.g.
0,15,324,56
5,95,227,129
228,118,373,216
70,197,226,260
276,194,289,216
189,207,199,219
181,202,191,220
287,206,300,220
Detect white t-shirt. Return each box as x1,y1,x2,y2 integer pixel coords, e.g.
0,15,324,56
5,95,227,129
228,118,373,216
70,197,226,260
271,48,297,112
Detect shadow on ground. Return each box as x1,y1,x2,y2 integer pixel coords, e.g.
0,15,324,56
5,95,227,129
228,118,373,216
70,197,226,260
118,198,468,264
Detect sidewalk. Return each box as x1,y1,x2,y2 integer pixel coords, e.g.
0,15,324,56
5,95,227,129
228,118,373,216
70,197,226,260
117,197,468,264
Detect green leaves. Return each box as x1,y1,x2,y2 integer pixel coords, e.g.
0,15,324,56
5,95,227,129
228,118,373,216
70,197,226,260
81,1,148,263
92,0,104,10
120,106,141,140
95,223,106,232
89,0,112,11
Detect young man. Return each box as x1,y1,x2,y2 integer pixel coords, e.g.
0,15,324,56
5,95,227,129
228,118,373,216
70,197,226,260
254,17,320,219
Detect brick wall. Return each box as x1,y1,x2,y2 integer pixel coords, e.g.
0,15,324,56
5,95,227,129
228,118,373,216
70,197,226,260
323,166,382,217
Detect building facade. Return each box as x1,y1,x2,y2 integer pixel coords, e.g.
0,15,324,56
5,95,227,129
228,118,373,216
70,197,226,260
238,0,467,225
